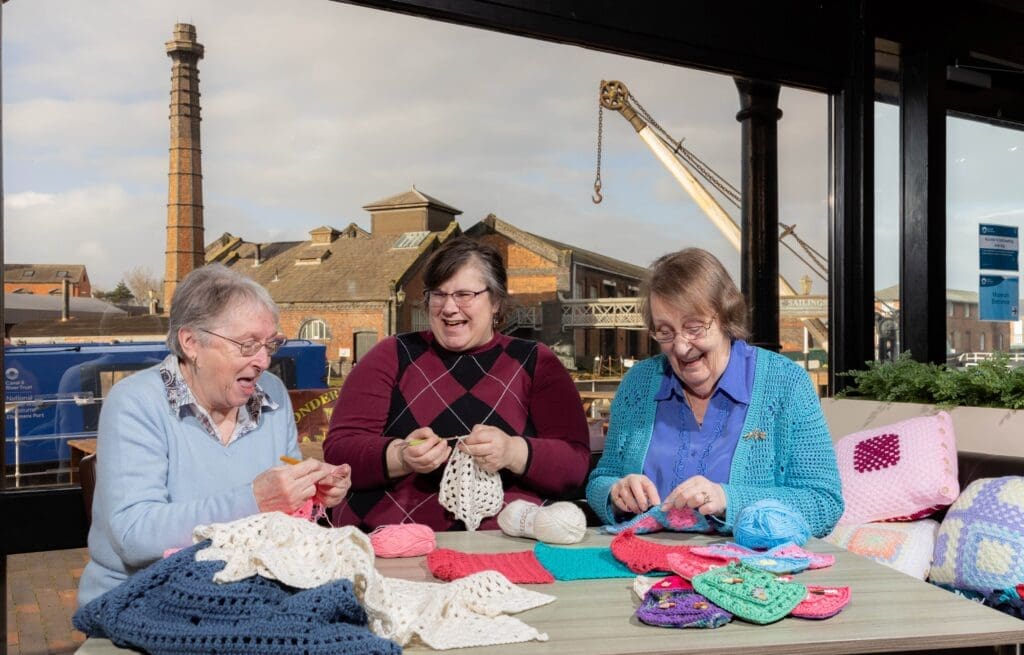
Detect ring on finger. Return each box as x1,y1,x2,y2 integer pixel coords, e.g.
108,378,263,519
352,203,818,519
700,491,712,506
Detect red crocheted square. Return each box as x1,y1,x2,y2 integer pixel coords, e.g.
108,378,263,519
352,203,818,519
426,548,554,584
610,530,729,575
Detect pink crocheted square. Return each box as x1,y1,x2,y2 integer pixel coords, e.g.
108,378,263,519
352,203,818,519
426,548,554,584
835,412,958,524
791,585,851,619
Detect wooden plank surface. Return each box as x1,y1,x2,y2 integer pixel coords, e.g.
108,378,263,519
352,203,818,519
75,529,1024,655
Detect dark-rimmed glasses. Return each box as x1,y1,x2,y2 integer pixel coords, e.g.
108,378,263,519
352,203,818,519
201,329,287,356
424,288,489,308
650,318,715,344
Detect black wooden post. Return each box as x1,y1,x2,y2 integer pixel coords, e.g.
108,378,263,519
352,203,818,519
735,78,783,353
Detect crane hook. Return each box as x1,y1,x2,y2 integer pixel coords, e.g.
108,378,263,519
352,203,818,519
592,178,603,204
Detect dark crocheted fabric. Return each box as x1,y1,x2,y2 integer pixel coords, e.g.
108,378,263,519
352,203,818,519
73,542,400,655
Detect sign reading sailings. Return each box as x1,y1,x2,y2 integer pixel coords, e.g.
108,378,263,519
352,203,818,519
978,224,1019,271
979,274,1019,322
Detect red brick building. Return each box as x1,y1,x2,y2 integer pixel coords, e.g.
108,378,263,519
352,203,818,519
4,264,92,297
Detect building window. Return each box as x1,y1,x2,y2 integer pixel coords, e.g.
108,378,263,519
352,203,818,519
298,318,330,341
964,304,970,318
21,270,34,278
56,270,69,278
354,331,378,363
411,307,429,332
947,302,953,317
979,332,986,352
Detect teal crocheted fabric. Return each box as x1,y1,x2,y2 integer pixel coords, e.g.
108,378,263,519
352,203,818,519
73,541,400,655
533,542,635,580
585,349,843,537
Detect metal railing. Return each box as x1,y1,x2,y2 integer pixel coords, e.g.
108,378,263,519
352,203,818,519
561,298,644,329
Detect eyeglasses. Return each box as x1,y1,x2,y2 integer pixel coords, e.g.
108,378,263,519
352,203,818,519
201,329,287,357
424,288,489,308
650,318,715,344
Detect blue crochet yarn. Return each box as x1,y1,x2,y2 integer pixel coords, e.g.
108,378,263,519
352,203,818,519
533,542,635,580
73,541,400,655
733,499,812,550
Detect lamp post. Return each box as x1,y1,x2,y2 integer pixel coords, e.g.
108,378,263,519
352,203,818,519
388,280,407,336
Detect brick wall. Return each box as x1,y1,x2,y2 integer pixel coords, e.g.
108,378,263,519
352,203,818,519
279,304,386,365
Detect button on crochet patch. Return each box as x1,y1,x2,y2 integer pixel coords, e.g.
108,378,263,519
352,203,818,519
692,562,807,625
790,585,851,619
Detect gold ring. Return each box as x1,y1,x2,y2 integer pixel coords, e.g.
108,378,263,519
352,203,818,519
701,491,711,506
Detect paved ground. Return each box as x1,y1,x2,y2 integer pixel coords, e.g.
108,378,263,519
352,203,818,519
6,549,89,655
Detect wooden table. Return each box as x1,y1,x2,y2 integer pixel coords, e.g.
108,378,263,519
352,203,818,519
75,529,1024,655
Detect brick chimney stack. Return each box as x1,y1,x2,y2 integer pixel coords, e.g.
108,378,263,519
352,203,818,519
163,23,205,312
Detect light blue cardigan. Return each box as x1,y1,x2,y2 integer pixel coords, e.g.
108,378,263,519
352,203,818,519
586,348,843,537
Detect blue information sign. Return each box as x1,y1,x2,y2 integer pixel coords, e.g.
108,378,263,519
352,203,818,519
979,224,1019,271
979,274,1019,322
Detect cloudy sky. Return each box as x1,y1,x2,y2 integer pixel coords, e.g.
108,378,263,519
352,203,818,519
3,0,1022,295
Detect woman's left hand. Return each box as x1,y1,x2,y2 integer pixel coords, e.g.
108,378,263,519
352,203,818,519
460,424,528,474
314,462,352,508
662,475,726,517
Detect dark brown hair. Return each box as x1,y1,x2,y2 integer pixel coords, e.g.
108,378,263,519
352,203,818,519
640,248,750,341
422,236,509,321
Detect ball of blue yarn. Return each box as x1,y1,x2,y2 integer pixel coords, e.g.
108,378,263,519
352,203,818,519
733,499,811,549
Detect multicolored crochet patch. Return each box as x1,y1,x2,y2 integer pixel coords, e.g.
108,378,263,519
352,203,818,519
930,476,1024,593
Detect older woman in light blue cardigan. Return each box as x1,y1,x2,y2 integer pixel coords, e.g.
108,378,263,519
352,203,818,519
586,248,842,537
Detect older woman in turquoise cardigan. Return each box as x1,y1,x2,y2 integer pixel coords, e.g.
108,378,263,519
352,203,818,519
586,248,843,537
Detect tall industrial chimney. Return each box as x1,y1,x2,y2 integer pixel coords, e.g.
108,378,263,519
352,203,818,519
163,23,205,312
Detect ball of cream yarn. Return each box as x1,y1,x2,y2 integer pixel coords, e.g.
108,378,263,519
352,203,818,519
497,499,587,545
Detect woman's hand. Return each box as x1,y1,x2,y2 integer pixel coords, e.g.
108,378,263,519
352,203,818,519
253,458,339,513
662,475,726,516
459,424,528,474
314,463,351,508
610,473,661,515
388,427,452,476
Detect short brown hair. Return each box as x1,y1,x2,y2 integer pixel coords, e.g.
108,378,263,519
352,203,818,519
640,248,750,341
422,236,509,322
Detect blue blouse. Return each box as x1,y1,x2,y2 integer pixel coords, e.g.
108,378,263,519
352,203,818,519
643,339,757,499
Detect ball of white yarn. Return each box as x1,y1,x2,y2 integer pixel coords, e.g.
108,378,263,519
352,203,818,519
497,500,586,545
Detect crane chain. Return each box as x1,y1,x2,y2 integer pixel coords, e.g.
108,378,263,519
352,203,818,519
593,102,604,203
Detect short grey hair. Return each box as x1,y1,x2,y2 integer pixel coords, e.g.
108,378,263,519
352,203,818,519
166,264,279,359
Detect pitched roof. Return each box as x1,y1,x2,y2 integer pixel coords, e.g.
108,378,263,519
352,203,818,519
876,285,980,304
208,222,461,303
467,214,647,280
4,292,125,325
4,264,88,284
362,187,462,215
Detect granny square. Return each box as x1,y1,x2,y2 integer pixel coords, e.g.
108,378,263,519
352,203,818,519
692,562,806,625
635,588,732,629
835,412,959,525
930,476,1024,593
791,585,851,619
824,519,939,580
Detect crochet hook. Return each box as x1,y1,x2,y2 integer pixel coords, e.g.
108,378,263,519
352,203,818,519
279,455,301,465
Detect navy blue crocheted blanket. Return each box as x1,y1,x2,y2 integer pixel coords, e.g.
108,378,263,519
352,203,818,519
73,541,400,655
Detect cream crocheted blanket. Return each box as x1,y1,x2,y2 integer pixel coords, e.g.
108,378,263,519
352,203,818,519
193,512,554,650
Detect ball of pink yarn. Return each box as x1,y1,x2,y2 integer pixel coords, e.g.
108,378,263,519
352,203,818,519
370,524,437,558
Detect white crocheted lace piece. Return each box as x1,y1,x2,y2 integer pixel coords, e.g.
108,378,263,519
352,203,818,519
193,512,553,649
438,448,504,531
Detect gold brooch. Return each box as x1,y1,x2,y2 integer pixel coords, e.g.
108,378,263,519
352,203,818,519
743,429,767,441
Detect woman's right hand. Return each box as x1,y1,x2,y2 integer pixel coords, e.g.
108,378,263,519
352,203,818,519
389,427,452,475
610,474,661,515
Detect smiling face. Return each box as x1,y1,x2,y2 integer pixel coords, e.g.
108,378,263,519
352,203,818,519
649,293,732,397
427,260,498,352
179,301,279,416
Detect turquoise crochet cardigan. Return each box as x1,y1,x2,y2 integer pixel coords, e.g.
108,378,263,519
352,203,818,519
586,347,843,537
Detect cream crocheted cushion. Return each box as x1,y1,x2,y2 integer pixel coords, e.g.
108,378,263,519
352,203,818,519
438,448,504,531
193,512,553,649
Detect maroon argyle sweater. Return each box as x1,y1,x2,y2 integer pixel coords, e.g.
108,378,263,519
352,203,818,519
324,331,590,531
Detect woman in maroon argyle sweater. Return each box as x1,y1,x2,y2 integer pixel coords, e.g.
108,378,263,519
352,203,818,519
324,236,591,531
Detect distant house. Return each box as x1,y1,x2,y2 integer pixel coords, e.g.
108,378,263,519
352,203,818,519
207,188,462,371
209,188,653,372
4,264,92,297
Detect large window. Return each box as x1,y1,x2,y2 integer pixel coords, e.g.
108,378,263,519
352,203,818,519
2,1,829,487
